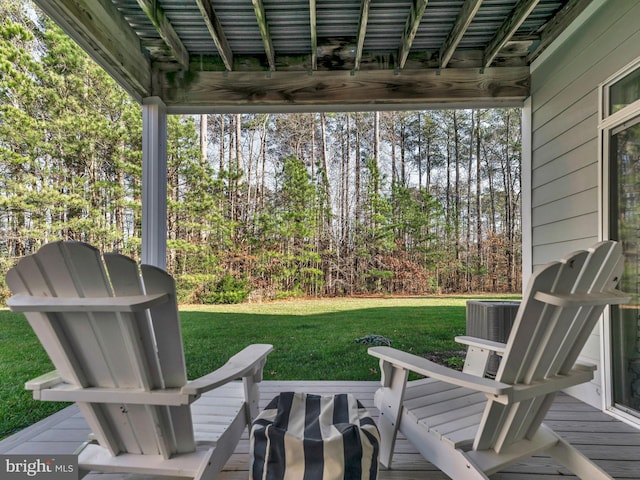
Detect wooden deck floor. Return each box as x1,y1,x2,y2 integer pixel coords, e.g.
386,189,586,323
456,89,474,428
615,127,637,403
1,381,639,479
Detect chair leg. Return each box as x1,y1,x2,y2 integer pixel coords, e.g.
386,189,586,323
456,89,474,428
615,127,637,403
374,363,408,468
194,447,217,480
399,413,490,480
376,408,399,468
546,437,614,480
374,385,400,468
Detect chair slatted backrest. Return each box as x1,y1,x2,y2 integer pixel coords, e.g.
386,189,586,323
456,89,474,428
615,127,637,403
6,241,195,457
474,241,624,452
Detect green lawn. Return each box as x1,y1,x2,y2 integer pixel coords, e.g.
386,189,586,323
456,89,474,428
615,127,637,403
0,295,518,440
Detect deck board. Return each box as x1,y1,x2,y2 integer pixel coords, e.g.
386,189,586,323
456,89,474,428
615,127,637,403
1,381,639,479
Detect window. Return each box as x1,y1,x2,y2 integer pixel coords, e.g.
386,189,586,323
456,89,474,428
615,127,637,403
602,56,640,119
601,57,640,423
609,68,640,114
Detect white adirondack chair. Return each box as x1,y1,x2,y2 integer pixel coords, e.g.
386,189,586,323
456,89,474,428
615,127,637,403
6,241,273,480
369,241,630,480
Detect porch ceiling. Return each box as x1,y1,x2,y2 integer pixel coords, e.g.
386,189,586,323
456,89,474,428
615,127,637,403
33,0,592,112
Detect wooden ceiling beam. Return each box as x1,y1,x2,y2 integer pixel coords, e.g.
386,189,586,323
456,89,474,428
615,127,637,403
483,0,540,69
397,0,429,70
195,0,233,71
160,66,529,111
354,0,372,71
252,0,276,71
439,0,483,69
310,0,317,70
136,0,189,70
33,0,151,100
185,48,527,73
527,0,593,64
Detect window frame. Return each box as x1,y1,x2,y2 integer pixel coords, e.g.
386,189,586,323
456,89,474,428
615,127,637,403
600,56,640,123
600,55,640,428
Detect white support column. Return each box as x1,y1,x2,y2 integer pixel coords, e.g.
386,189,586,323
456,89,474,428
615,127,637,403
521,97,532,291
142,97,167,269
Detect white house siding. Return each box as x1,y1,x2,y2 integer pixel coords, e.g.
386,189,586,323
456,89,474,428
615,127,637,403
529,0,640,408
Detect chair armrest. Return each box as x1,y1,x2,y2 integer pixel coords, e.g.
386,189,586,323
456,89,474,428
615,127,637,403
368,346,511,397
534,290,631,307
25,371,65,396
182,344,273,397
455,336,507,354
455,336,507,377
8,293,169,312
509,364,595,403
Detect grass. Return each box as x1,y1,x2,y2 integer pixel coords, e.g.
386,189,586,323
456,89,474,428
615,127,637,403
0,294,519,440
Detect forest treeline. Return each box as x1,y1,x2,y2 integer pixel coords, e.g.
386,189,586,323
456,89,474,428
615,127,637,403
0,2,522,302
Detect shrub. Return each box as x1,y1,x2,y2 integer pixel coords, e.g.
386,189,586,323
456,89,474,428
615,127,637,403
200,274,251,304
175,274,218,304
365,269,394,293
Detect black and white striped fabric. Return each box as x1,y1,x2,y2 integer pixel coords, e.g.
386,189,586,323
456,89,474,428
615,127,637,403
250,392,380,480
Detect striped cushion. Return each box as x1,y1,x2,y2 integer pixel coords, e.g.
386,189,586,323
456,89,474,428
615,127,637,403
250,392,380,480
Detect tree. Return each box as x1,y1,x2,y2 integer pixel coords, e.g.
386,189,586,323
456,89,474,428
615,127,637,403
0,3,524,300
0,6,143,262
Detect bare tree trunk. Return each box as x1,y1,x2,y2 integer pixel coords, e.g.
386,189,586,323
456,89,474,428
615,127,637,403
446,126,451,221
200,114,207,166
259,115,269,210
466,110,474,291
336,115,347,295
227,115,235,222
417,112,423,190
400,118,406,187
355,114,361,233
475,111,484,291
390,115,397,188
484,142,497,234
424,113,439,195
320,112,332,293
168,165,179,272
215,115,226,244
115,152,126,252
340,117,346,242
235,113,242,222
502,110,514,292
218,115,225,175
345,116,350,238
235,114,242,175
247,126,255,219
354,114,362,292
374,111,380,195
320,113,332,213
482,140,497,290
453,111,461,290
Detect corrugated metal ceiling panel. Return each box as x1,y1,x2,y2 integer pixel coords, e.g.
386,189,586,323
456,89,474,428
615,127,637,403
109,0,575,68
